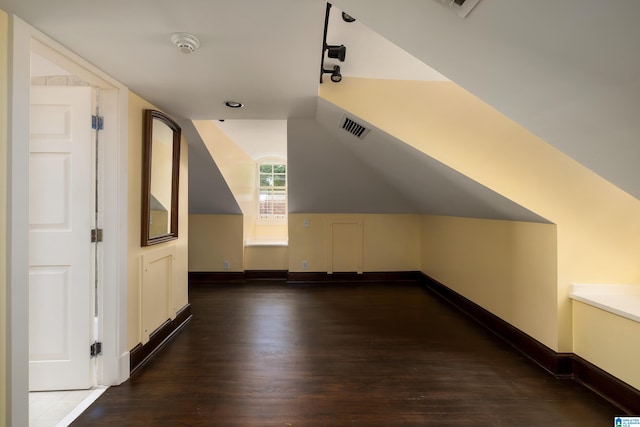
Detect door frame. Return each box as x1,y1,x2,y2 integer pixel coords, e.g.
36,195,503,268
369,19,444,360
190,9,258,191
6,15,129,425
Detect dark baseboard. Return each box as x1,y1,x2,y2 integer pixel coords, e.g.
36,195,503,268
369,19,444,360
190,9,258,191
287,271,421,284
130,303,192,375
189,271,245,284
420,274,572,377
245,270,288,280
573,354,640,415
420,273,639,415
189,270,421,285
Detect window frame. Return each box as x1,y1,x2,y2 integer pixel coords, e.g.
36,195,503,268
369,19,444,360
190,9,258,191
256,158,287,224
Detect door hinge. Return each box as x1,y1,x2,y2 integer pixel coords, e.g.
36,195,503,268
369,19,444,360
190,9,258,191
90,341,102,357
92,115,104,130
91,228,103,243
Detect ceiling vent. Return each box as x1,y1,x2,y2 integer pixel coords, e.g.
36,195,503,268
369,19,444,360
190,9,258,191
339,115,371,139
433,0,482,18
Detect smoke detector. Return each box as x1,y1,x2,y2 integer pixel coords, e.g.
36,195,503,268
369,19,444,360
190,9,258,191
171,32,200,54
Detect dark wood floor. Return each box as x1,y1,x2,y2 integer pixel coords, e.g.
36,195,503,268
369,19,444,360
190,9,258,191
73,281,621,426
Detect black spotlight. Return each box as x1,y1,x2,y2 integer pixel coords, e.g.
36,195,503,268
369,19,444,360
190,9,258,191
322,65,342,83
342,11,356,22
326,44,346,62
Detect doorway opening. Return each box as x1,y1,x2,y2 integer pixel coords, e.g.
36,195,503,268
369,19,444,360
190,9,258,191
7,17,129,426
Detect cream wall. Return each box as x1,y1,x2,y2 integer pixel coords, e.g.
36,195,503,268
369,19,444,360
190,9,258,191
0,9,8,427
421,216,558,348
573,302,640,390
289,213,420,273
188,214,244,272
127,92,188,350
244,245,288,271
321,78,640,352
254,223,288,241
192,120,255,241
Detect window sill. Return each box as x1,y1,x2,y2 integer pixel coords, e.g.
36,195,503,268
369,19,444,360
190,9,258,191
570,284,640,324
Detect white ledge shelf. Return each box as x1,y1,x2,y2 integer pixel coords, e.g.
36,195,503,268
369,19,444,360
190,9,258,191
244,240,288,247
570,284,640,324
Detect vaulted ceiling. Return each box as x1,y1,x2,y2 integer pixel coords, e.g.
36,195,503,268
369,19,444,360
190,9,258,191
2,0,639,219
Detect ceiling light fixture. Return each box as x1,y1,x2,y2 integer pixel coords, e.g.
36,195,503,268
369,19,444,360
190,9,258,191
319,3,348,83
171,32,200,54
224,101,244,109
341,12,356,22
326,44,346,62
322,65,342,83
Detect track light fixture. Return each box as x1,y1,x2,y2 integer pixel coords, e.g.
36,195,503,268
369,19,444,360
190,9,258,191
341,12,356,23
326,44,346,62
322,65,342,83
319,3,349,83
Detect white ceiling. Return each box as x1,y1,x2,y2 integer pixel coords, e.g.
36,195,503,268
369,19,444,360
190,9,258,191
215,120,287,160
2,0,639,216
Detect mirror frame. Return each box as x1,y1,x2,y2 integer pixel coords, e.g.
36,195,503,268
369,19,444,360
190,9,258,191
141,109,181,246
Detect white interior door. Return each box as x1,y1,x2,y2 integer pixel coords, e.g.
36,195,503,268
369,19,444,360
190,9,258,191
29,85,93,391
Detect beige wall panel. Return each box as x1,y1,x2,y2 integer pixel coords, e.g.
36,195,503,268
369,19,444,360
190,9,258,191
289,213,420,273
362,215,420,272
127,92,188,350
188,214,244,272
421,215,558,349
573,302,640,390
329,222,362,273
289,214,329,272
244,245,288,271
172,140,189,312
141,246,175,344
254,223,288,241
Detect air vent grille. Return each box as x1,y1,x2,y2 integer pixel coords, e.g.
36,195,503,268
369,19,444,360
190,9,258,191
433,0,481,18
340,116,371,139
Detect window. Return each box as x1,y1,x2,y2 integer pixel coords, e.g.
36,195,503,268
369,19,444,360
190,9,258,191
258,160,287,221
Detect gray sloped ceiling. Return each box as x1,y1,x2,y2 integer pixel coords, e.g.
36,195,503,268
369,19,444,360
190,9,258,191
287,118,418,213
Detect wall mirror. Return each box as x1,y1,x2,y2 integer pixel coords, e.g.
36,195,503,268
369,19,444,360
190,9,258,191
141,109,181,246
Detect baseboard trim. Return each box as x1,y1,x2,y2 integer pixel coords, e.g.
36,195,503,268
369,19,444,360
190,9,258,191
420,274,572,377
287,271,421,284
572,354,640,415
245,270,288,280
420,273,639,415
130,303,192,375
189,271,245,284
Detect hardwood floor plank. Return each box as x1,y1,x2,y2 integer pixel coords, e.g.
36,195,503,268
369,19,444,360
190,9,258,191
72,282,621,426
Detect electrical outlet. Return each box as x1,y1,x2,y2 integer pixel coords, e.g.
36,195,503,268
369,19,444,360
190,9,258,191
302,260,308,269
223,260,230,270
303,218,310,227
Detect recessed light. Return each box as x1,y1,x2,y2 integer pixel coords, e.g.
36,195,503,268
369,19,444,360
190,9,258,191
224,101,244,109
